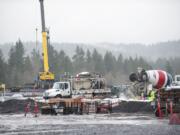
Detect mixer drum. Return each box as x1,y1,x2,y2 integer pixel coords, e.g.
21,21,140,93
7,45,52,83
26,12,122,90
146,70,172,89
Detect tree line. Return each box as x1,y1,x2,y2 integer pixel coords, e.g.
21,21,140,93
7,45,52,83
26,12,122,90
0,39,178,87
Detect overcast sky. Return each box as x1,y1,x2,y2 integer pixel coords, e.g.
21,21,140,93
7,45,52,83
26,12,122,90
0,0,180,44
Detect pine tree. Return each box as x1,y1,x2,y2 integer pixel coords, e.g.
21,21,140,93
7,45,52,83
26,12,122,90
117,54,123,68
92,49,105,73
8,39,25,86
85,49,93,71
72,46,85,73
104,51,115,73
0,49,7,84
23,56,34,83
165,60,174,75
31,49,41,77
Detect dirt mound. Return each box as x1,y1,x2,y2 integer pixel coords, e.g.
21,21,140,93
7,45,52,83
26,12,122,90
0,99,43,114
0,99,153,114
112,101,153,113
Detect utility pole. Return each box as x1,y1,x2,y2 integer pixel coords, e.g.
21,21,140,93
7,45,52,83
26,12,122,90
36,28,38,51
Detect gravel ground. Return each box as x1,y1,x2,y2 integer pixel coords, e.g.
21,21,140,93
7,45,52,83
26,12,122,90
0,113,179,135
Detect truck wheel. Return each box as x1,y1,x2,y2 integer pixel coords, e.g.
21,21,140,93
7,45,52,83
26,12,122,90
43,97,49,100
55,94,62,98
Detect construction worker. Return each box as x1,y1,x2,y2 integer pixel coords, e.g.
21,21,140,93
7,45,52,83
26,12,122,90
92,91,95,98
148,89,156,110
148,89,155,101
24,102,31,117
34,102,39,117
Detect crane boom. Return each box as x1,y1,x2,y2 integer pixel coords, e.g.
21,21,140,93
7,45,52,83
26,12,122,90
38,0,54,82
39,0,46,32
39,0,49,73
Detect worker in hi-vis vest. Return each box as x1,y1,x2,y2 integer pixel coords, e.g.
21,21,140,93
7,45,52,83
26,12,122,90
148,90,155,101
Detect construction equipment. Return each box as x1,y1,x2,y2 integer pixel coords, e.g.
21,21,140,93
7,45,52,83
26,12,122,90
174,75,180,86
0,84,5,96
43,72,111,99
41,97,115,115
129,68,180,117
41,97,84,115
36,0,55,89
129,68,173,95
155,87,180,117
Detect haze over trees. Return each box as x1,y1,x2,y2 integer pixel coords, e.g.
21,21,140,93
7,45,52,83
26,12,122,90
0,40,179,87
1,40,180,61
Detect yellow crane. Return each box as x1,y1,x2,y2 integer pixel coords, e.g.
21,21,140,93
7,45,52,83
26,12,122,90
37,0,54,88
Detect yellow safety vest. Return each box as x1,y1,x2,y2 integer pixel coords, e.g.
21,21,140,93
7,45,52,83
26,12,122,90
148,91,155,101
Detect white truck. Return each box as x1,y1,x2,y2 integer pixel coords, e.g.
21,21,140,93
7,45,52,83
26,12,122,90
174,75,180,86
43,72,111,99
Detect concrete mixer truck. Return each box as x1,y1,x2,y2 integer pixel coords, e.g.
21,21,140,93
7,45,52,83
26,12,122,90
129,68,173,92
129,68,180,117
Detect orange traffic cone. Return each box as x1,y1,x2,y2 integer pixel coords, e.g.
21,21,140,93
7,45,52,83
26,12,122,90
34,102,39,117
169,113,180,125
170,100,173,115
157,100,163,118
165,101,168,116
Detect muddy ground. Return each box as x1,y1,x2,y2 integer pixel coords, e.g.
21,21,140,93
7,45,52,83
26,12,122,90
0,113,179,135
0,99,43,114
0,99,179,135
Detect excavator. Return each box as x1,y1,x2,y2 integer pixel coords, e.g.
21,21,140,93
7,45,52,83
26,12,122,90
35,0,55,89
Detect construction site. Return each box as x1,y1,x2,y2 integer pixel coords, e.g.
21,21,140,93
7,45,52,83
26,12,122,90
0,0,180,134
0,88,180,135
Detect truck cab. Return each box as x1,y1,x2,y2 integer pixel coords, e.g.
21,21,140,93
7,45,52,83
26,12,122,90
174,75,180,86
43,82,71,99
